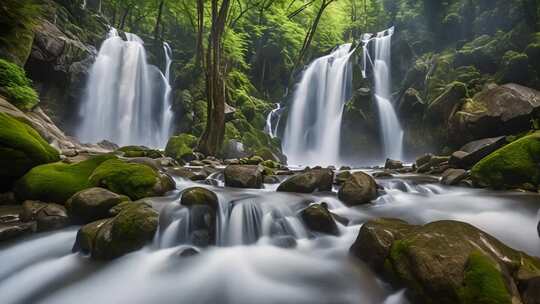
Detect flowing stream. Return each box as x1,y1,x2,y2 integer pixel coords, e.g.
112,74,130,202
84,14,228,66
282,44,355,167
1,172,539,304
77,29,174,148
362,28,404,161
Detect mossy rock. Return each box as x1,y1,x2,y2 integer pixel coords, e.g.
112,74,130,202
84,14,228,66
180,187,218,209
89,159,174,200
471,131,540,189
0,112,59,191
0,59,38,111
117,146,163,159
14,154,114,203
458,251,512,304
75,202,158,260
351,218,539,304
300,204,339,236
66,187,130,224
164,134,197,161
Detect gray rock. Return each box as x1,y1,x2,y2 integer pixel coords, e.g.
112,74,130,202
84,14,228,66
20,201,69,231
277,169,334,193
440,169,469,186
337,171,378,206
300,204,339,236
224,165,263,189
66,187,130,224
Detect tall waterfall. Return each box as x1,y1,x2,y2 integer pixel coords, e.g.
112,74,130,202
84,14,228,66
282,44,354,166
362,27,404,160
77,28,174,148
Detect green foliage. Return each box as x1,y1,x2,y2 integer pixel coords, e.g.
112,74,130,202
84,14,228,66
0,112,60,190
0,59,39,110
14,155,115,203
459,252,511,304
471,132,540,189
89,159,162,200
0,0,40,65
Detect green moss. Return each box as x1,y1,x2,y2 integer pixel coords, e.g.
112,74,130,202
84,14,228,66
459,251,511,304
471,132,540,189
164,134,197,161
389,239,411,262
117,146,162,159
0,112,59,190
14,154,114,203
180,187,218,209
89,159,161,200
0,0,39,65
0,59,38,110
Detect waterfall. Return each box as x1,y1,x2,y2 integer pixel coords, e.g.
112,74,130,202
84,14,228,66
264,103,281,138
282,44,355,166
77,28,174,148
362,27,404,161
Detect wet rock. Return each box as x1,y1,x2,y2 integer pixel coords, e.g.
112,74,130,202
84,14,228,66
66,187,130,224
270,236,297,249
224,165,263,189
337,171,378,206
449,83,540,146
20,200,69,231
372,171,394,178
180,187,219,247
0,222,36,241
277,169,334,193
263,175,280,184
75,202,158,259
300,204,339,236
417,156,450,173
415,153,433,168
471,132,540,189
384,159,404,170
334,171,352,185
177,247,200,257
440,169,469,186
350,218,540,304
451,136,509,169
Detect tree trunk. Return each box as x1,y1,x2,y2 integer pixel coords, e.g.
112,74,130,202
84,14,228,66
195,0,205,66
154,0,165,41
296,0,335,67
119,7,130,29
198,0,231,156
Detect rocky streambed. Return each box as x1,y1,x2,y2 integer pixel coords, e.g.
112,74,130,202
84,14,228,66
1,158,539,304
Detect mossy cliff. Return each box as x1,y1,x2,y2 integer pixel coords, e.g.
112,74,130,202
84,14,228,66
0,112,59,191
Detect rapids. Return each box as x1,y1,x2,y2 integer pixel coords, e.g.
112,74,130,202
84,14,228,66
1,171,539,304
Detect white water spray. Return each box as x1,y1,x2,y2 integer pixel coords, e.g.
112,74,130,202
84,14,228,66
264,104,281,138
77,29,174,147
283,44,355,166
362,27,404,161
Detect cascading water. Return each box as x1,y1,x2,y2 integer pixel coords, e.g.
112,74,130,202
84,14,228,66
362,27,404,161
77,28,174,148
283,44,355,167
264,103,281,138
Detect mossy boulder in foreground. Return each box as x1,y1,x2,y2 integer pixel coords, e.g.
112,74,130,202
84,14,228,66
66,187,130,224
14,155,114,203
89,159,175,200
350,218,540,304
180,187,219,246
0,112,59,191
74,202,158,260
165,134,197,161
277,168,334,193
337,171,378,206
471,131,540,189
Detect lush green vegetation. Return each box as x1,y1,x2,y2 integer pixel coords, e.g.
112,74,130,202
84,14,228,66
0,59,38,110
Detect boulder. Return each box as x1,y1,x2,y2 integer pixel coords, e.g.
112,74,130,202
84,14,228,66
427,82,468,121
66,187,130,224
224,165,263,189
0,205,36,241
74,202,158,260
450,136,509,169
277,169,334,193
263,175,280,184
164,134,198,162
415,153,433,168
440,169,469,186
335,170,352,185
0,112,60,191
471,132,540,189
89,159,175,200
350,218,540,304
180,187,219,246
300,204,339,236
417,156,450,173
14,154,115,204
20,200,69,231
384,159,403,170
337,171,378,206
449,84,540,146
